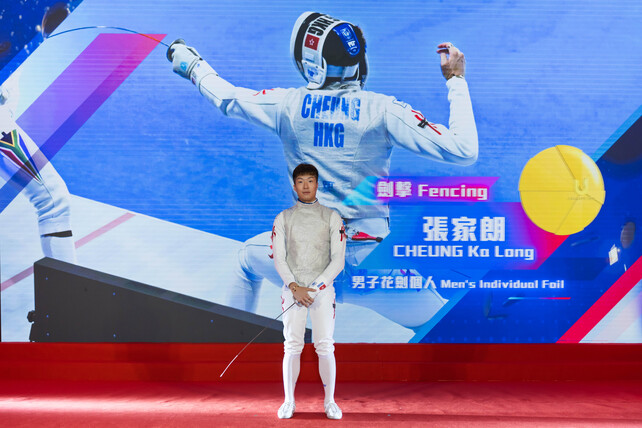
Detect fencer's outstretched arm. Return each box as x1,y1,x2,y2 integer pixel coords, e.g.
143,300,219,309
168,40,288,133
384,43,478,165
311,211,346,291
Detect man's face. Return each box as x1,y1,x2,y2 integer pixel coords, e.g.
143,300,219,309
293,174,318,203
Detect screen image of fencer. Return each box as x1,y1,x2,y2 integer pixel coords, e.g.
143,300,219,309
168,11,478,330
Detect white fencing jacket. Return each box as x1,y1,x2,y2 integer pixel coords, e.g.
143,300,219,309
272,199,345,289
191,60,478,220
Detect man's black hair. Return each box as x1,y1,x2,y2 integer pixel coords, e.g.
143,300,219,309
292,163,319,181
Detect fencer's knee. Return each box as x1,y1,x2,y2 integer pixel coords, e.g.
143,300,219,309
284,342,304,355
236,232,271,280
40,186,70,215
54,191,71,217
235,246,262,285
314,338,335,357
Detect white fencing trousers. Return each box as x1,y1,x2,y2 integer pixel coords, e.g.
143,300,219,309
1,122,76,263
2,78,76,263
281,285,336,356
281,284,337,403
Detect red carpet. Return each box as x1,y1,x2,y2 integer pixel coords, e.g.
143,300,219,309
1,343,641,426
1,380,641,427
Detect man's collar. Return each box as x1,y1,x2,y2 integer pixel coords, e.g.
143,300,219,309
297,198,318,205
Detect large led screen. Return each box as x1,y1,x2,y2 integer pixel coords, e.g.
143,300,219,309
1,0,641,343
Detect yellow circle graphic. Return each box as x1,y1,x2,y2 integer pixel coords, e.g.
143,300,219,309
518,145,605,235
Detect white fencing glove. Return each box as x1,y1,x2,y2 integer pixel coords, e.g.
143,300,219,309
167,39,202,80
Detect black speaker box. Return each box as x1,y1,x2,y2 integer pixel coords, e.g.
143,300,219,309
29,257,310,343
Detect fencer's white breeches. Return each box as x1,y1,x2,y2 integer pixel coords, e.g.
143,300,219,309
1,125,73,236
227,231,284,312
281,284,336,357
281,285,337,404
22,163,73,236
1,124,76,263
2,80,75,263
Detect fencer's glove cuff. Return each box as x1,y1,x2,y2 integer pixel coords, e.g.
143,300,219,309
168,39,218,87
168,39,203,82
189,61,218,87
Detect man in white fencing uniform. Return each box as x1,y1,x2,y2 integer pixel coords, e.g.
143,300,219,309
168,11,477,330
272,162,345,419
0,74,77,263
